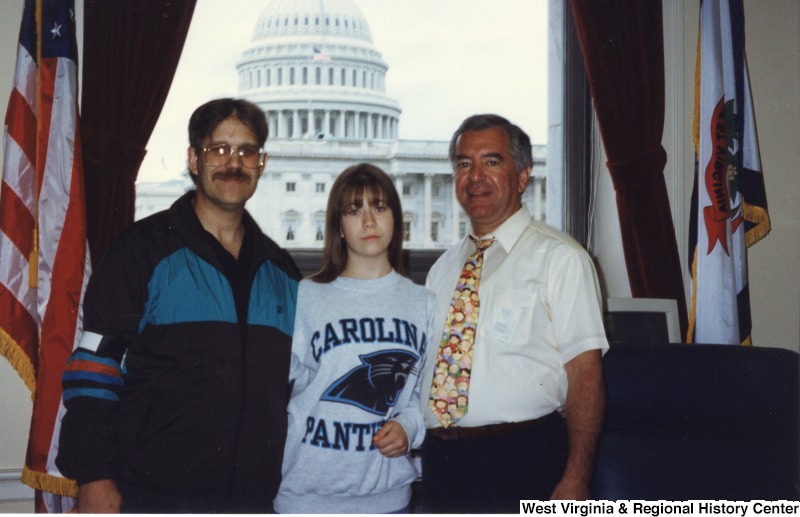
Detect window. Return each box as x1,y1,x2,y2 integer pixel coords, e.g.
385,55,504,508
458,219,468,239
431,221,439,243
403,221,411,242
545,0,592,242
138,1,567,248
315,182,325,193
314,211,326,242
283,210,300,243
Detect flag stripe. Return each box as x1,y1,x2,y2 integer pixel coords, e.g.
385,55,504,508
11,42,37,112
0,182,35,256
0,283,38,390
4,89,38,180
0,283,38,350
0,230,37,318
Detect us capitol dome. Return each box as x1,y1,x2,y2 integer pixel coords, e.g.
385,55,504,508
238,0,400,142
136,0,546,252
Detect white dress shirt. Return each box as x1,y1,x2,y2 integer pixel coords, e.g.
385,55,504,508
422,207,609,428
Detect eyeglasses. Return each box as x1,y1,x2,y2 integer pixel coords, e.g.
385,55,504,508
202,143,264,168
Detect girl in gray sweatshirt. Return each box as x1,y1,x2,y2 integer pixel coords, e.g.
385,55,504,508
274,164,435,514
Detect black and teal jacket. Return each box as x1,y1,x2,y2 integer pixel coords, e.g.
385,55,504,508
56,191,300,511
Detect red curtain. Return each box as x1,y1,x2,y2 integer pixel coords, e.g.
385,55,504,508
570,0,688,337
81,0,196,262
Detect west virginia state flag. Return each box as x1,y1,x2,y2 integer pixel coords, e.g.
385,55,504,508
687,0,770,345
1,0,89,511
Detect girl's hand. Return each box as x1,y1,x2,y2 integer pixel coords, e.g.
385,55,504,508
373,420,409,458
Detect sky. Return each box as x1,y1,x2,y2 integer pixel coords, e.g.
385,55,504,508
138,0,548,182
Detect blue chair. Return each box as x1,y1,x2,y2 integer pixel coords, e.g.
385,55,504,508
592,343,799,500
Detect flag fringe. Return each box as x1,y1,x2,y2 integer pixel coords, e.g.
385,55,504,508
744,202,771,247
22,466,78,498
686,246,699,344
0,328,36,396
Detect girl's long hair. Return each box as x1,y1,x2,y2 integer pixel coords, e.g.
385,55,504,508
310,163,405,283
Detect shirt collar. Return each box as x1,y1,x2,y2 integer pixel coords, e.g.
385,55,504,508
467,206,531,253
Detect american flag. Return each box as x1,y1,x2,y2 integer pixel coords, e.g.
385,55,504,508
0,0,89,511
312,46,331,63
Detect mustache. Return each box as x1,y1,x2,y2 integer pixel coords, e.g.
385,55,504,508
212,169,250,182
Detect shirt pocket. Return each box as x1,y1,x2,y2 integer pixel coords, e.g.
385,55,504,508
480,285,538,347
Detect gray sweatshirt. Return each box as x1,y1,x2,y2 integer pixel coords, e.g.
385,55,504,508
274,271,436,514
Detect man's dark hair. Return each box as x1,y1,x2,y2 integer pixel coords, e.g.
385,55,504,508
186,98,268,184
448,113,533,173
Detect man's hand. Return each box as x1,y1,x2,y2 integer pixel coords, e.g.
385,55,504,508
76,479,122,513
550,349,605,501
373,420,409,458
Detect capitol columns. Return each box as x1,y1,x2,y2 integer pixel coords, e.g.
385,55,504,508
532,176,544,222
279,110,290,139
337,111,346,138
393,173,404,204
292,111,301,138
451,175,461,243
323,110,331,137
424,173,433,247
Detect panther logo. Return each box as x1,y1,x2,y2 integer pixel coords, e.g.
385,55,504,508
321,349,419,416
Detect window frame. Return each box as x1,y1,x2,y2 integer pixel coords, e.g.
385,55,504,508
548,0,593,246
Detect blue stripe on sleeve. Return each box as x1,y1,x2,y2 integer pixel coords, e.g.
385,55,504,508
62,387,120,403
62,371,124,386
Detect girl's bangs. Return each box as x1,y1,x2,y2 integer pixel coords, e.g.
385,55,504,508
341,180,386,208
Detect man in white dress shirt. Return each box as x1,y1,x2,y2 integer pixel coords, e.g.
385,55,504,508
420,114,608,513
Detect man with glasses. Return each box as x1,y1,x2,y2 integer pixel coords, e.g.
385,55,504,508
56,98,301,513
